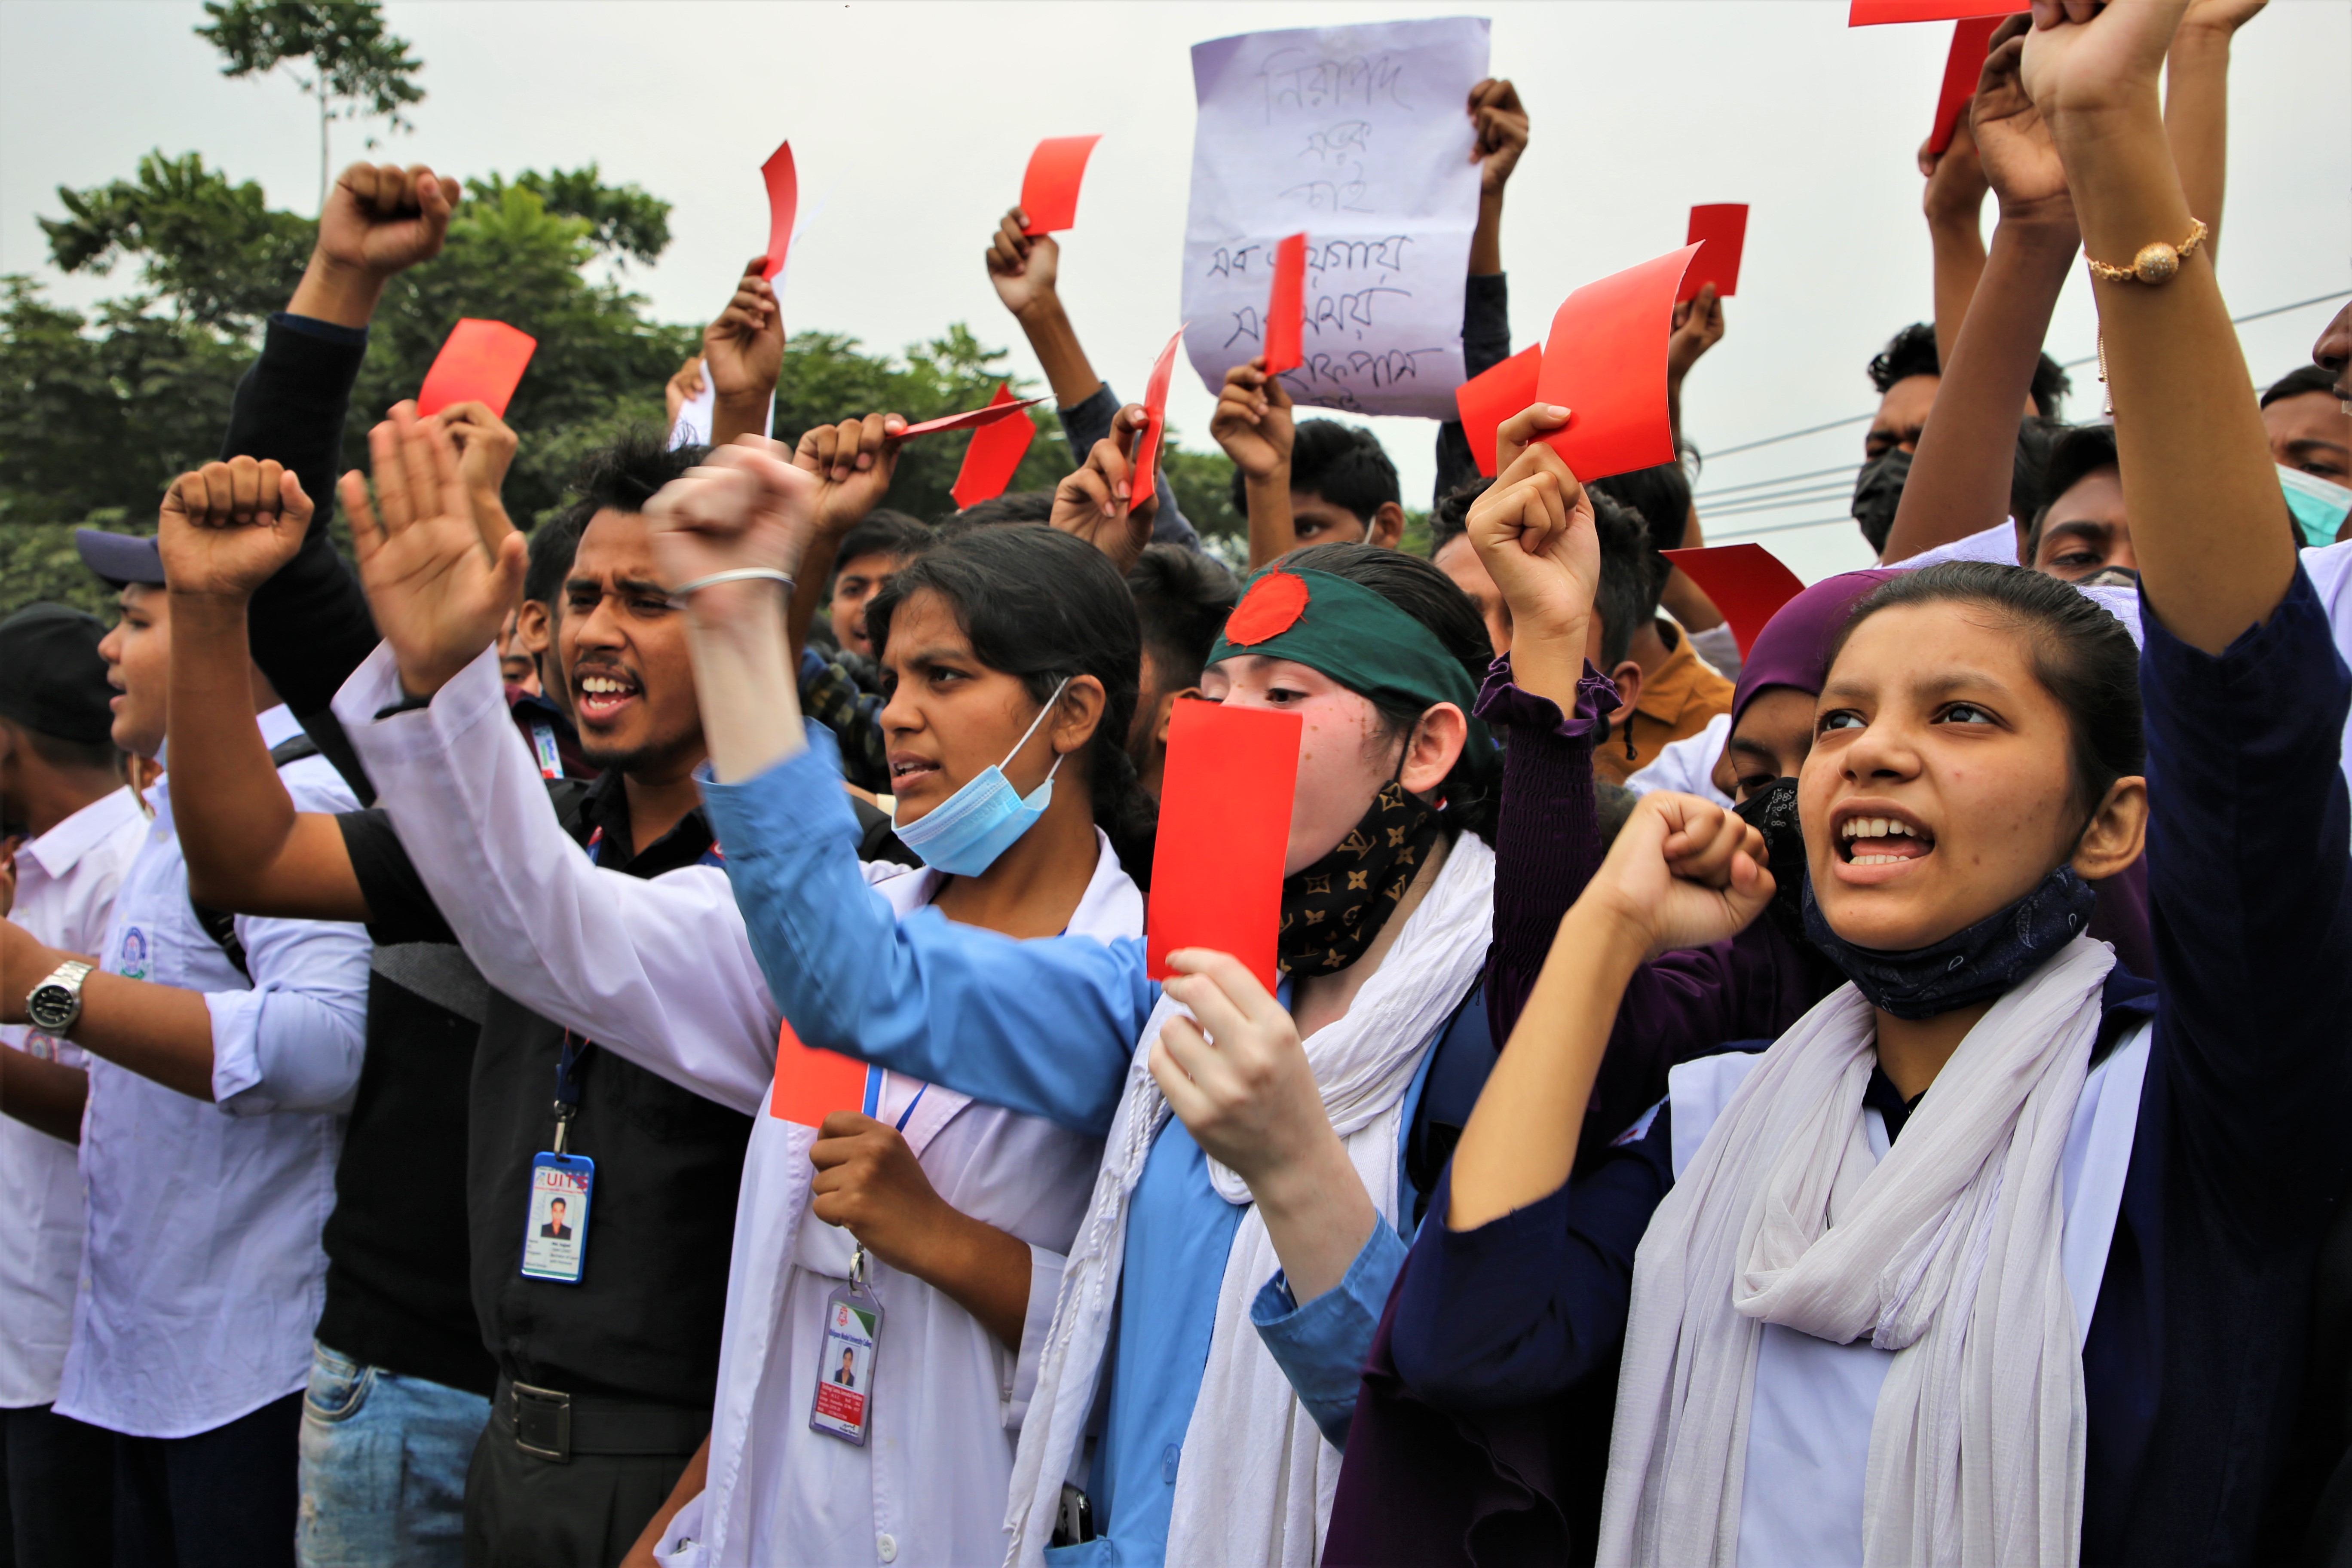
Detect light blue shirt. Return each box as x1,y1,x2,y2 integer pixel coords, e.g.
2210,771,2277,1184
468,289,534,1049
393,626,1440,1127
54,706,370,1439
704,735,1427,1559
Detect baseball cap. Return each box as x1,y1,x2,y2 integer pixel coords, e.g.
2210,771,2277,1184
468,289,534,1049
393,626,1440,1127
73,527,166,588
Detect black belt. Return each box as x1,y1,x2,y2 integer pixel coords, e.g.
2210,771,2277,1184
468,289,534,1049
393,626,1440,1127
492,1376,708,1463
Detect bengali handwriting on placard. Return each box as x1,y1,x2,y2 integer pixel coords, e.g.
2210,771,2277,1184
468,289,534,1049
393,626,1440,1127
1182,18,1489,420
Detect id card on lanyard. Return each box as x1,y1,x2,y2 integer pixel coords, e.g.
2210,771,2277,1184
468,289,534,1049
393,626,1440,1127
521,1032,594,1283
808,1071,925,1446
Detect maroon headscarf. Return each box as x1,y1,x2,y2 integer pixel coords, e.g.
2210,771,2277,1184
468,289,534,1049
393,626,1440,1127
1729,568,1902,730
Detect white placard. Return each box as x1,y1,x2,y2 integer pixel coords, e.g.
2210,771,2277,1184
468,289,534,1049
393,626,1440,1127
1181,17,1489,421
668,372,774,451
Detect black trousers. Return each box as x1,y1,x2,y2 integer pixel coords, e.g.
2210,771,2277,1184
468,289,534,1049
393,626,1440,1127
110,1393,301,1568
1,1404,114,1568
462,1426,693,1568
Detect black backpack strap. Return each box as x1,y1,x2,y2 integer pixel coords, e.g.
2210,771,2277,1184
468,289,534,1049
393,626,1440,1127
192,734,324,978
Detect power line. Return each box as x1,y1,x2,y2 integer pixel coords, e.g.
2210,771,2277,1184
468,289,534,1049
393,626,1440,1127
1705,513,1859,542
1700,287,2351,466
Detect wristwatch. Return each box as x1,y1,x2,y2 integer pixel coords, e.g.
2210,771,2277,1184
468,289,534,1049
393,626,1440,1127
25,960,95,1036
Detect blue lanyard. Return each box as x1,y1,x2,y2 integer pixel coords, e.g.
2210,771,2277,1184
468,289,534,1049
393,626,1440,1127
862,1068,926,1132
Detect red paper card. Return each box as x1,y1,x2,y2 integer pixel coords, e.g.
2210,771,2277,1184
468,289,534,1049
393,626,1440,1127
761,141,797,281
1533,245,1700,484
1130,325,1186,515
1020,135,1102,236
1263,233,1308,375
892,394,1049,441
415,319,537,418
951,384,1036,509
1145,699,1303,988
1849,0,2023,23
1661,544,1810,658
766,1017,868,1128
1928,16,2005,154
1454,345,1544,479
1681,205,1748,302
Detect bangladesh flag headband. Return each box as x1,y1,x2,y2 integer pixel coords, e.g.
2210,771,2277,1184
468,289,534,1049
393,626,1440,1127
1208,566,1496,776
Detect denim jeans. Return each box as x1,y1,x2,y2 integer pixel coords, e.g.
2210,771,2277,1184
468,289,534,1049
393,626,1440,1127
296,1342,488,1568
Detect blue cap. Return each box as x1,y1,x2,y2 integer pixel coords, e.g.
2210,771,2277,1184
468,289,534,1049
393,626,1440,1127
73,528,165,588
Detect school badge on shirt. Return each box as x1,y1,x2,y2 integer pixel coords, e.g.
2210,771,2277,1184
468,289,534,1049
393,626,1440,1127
119,926,147,980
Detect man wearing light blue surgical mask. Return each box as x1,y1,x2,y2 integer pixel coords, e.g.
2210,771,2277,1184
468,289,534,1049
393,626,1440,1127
890,676,1070,876
2263,366,2352,546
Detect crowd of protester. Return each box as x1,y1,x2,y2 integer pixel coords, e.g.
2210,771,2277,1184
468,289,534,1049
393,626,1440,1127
5,2,2352,1565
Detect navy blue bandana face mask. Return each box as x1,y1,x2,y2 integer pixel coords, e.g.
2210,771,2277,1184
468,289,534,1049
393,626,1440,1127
1801,864,2098,1021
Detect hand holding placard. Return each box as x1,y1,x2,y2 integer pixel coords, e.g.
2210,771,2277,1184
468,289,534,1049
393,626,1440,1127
416,319,537,418
1020,136,1102,236
1146,699,1302,987
950,384,1037,509
1661,544,1808,658
1533,245,1700,483
1262,234,1307,375
1454,345,1542,479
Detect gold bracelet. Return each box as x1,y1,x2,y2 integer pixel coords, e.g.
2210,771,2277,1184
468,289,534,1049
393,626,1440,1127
2085,218,2207,285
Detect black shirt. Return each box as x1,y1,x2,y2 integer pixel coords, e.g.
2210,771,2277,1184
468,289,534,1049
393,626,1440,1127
339,772,753,1413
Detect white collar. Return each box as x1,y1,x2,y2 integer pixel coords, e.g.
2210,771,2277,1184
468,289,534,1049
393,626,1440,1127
867,826,1143,943
22,784,144,879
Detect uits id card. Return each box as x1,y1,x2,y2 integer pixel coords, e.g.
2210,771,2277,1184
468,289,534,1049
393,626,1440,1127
519,1152,594,1283
809,1281,883,1445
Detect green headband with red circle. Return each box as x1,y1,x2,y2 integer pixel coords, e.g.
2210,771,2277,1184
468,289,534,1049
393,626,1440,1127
1208,566,1496,775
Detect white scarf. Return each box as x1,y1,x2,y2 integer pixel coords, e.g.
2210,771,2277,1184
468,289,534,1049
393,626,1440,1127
1003,833,1496,1568
1597,932,2115,1568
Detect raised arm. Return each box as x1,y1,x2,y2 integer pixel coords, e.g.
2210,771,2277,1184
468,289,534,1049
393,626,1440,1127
1880,20,2081,565
1923,116,1994,370
703,257,785,450
2029,0,2289,645
1433,79,1528,500
1211,360,1298,569
160,459,372,922
2030,0,2346,1236
986,209,1201,548
2162,0,2264,261
242,162,455,726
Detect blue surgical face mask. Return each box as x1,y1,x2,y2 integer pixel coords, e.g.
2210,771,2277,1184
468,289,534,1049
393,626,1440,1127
890,678,1069,878
2281,464,2352,549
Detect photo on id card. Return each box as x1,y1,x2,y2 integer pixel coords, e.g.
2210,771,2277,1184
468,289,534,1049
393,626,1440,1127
519,1152,594,1283
810,1287,880,1445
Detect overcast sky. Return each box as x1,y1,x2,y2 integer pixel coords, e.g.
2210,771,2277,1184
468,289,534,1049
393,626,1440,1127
4,0,2346,582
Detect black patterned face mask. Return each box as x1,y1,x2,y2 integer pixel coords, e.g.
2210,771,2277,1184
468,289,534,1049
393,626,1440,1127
1801,864,2098,1021
1733,777,1810,950
1277,782,1444,979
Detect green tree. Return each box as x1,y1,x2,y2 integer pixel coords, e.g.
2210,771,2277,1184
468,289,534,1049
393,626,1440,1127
1,150,1244,620
195,0,425,212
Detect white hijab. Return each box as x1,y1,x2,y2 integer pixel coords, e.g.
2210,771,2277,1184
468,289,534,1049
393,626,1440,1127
1598,933,2116,1568
1003,832,1496,1567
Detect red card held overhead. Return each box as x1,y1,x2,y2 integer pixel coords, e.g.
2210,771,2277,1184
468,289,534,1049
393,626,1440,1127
415,319,537,419
766,1017,868,1128
1849,0,2023,23
1020,135,1102,236
1454,344,1542,479
1661,544,1809,659
1262,233,1308,375
1928,16,2004,154
893,394,1048,441
761,141,797,281
1146,699,1302,989
1681,205,1748,302
951,383,1037,510
1534,245,1700,484
1129,325,1187,515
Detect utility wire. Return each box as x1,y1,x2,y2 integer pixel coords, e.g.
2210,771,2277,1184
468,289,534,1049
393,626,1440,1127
1697,287,2350,468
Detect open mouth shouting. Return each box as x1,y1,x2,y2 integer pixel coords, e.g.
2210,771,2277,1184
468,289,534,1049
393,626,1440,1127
573,663,643,728
1832,803,1936,881
887,750,943,800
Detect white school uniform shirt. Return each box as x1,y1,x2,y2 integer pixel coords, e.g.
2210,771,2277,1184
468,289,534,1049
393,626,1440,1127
334,644,1121,1568
0,785,145,1410
1658,1021,2152,1568
52,707,371,1439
